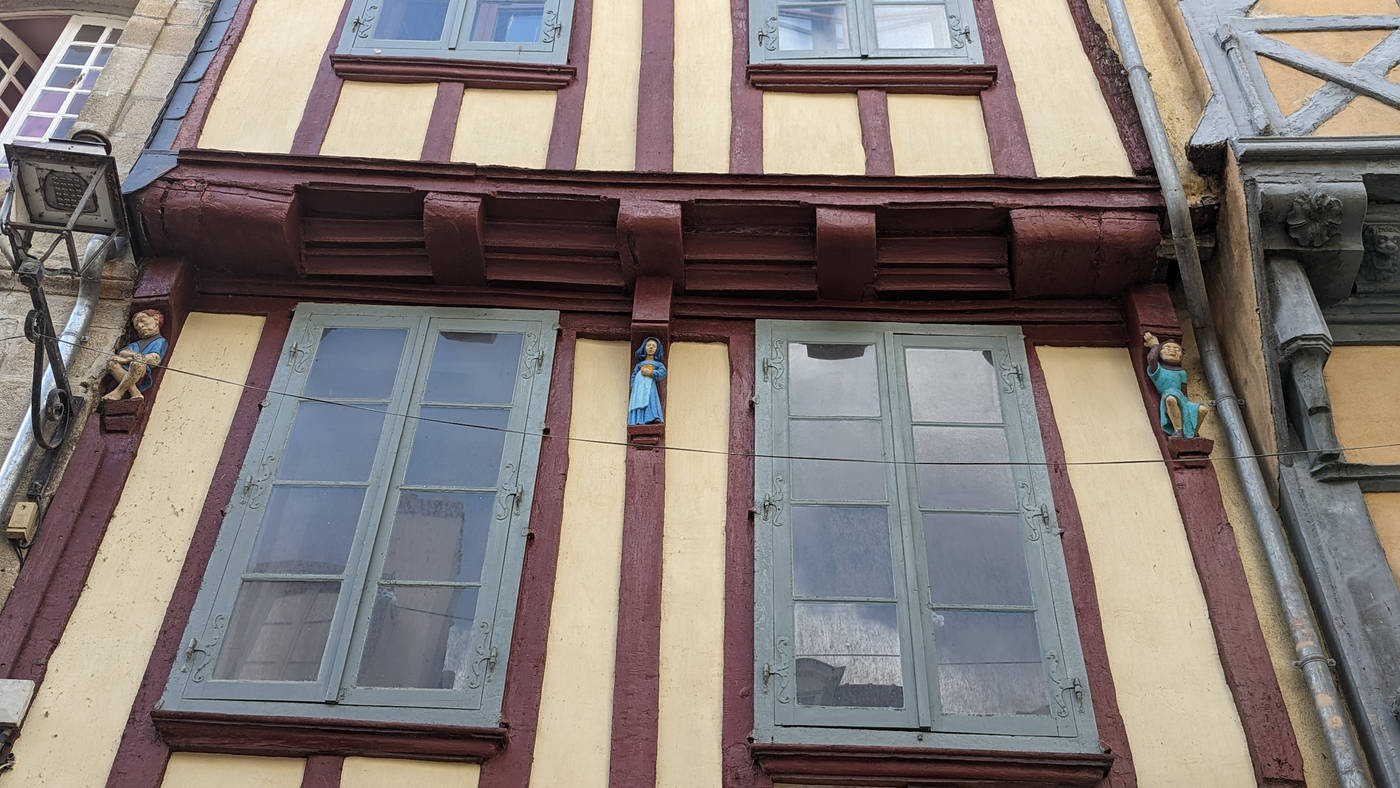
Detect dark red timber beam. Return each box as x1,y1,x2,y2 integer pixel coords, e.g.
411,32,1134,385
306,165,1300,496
300,754,344,788
546,0,596,168
1123,286,1305,787
1065,0,1153,175
856,89,895,177
421,82,467,163
1025,341,1137,787
970,0,1035,177
728,0,763,174
105,308,293,788
291,0,356,155
478,323,580,788
635,0,675,172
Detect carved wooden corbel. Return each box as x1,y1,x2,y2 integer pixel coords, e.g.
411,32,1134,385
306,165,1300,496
814,208,876,301
423,193,486,286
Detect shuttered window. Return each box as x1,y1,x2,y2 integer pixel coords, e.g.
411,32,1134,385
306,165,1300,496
167,305,554,724
749,0,982,64
753,321,1098,749
337,0,575,64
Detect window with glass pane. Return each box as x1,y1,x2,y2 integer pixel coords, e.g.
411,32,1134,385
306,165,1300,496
338,0,573,64
0,18,122,182
168,306,555,723
754,322,1096,749
751,0,980,63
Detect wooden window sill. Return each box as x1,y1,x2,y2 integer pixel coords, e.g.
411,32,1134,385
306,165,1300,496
330,54,575,89
750,742,1114,785
151,709,506,761
746,63,996,94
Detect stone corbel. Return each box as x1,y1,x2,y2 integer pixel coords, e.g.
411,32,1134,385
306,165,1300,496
1268,257,1341,466
1257,179,1368,305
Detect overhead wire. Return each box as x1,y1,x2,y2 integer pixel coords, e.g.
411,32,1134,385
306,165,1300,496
27,330,1400,469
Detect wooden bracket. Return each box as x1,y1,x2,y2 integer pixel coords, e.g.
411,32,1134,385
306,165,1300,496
815,207,876,301
424,193,486,286
618,199,684,288
1010,208,1160,297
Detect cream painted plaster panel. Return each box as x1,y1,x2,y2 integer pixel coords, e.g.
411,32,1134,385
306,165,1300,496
672,0,732,173
1259,57,1329,116
1364,493,1400,591
5,313,264,787
1037,346,1255,786
1175,312,1339,788
529,339,629,788
320,82,438,160
199,0,343,153
1325,346,1400,465
341,757,480,788
161,754,305,788
451,89,556,167
887,94,992,175
655,343,729,788
996,0,1131,177
762,92,864,175
1315,95,1400,137
575,0,643,170
1252,0,1399,16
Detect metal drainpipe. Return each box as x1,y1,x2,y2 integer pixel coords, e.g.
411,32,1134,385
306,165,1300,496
1101,2,1368,784
0,236,116,524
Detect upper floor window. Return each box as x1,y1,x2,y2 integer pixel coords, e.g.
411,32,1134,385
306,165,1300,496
337,0,575,64
0,16,124,181
752,321,1096,750
750,0,982,64
165,305,555,725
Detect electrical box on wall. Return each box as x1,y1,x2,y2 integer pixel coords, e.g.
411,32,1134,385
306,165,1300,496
0,678,34,729
5,501,37,545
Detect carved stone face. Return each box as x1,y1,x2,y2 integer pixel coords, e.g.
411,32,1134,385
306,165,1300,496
132,312,160,338
644,338,658,357
1361,223,1400,283
1160,341,1183,365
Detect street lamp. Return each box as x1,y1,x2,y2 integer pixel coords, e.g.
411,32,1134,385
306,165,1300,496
1,130,127,450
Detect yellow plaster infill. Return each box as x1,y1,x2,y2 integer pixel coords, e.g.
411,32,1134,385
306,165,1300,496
1364,493,1400,588
161,753,305,788
762,92,864,176
198,0,343,153
886,94,992,175
1036,346,1255,786
1315,94,1400,137
575,0,643,170
340,757,480,788
450,89,556,168
6,313,264,787
1252,0,1398,16
320,82,438,161
672,0,732,173
529,339,629,788
1174,311,1340,788
1269,30,1390,66
655,343,729,788
995,0,1131,177
1324,346,1400,465
1259,57,1329,116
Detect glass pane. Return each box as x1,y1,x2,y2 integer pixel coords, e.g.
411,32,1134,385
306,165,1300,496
933,610,1047,716
383,491,495,583
278,402,387,482
777,3,851,51
61,46,93,66
81,69,100,90
17,64,34,85
913,425,1014,510
18,115,51,139
470,1,546,42
75,25,105,43
792,506,895,599
790,419,885,502
214,581,339,681
104,28,123,44
373,0,451,40
303,327,407,400
905,348,1002,423
423,331,523,404
65,92,89,115
794,602,902,707
925,512,1032,606
788,342,879,417
51,117,75,140
404,407,510,488
2,85,21,110
357,586,480,689
93,47,112,66
873,3,951,49
0,41,16,63
247,486,367,575
33,90,65,113
47,66,80,88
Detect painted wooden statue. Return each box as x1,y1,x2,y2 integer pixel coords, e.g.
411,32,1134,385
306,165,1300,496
103,309,168,401
1143,332,1210,438
628,336,667,426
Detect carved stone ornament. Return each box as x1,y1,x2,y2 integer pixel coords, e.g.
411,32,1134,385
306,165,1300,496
1285,190,1345,248
1360,223,1400,284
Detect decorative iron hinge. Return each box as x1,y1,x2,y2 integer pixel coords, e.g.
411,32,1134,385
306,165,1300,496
467,620,498,689
949,15,972,47
351,4,379,38
758,475,786,526
761,338,787,388
999,360,1025,392
541,10,563,43
764,637,793,703
1046,651,1085,718
1018,481,1051,541
757,16,779,51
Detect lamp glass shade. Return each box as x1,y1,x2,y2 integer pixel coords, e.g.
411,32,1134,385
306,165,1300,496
5,139,124,235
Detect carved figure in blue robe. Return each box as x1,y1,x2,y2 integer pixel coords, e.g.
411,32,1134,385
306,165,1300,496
103,309,168,401
628,337,667,426
1143,332,1210,438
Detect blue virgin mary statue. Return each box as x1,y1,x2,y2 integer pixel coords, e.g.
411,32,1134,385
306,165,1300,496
628,337,667,426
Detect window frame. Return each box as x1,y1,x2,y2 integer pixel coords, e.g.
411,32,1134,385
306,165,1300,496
163,304,557,727
749,0,983,65
336,0,576,66
752,320,1099,752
